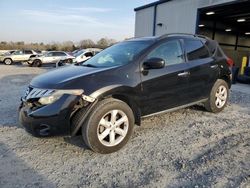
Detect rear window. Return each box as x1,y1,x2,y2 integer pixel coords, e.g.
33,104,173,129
24,50,33,54
184,39,210,61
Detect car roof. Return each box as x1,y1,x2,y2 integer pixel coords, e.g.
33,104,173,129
47,51,66,53
127,33,211,43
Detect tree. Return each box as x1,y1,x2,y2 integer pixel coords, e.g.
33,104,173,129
60,41,75,51
97,38,117,48
79,39,95,49
97,38,109,48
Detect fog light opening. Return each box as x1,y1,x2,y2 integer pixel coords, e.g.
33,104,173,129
39,124,50,136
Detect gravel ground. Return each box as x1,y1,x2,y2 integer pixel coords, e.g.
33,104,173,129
0,64,249,188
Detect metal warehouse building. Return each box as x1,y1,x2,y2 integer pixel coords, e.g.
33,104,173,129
134,0,250,66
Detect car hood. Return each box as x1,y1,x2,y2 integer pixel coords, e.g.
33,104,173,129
30,65,112,89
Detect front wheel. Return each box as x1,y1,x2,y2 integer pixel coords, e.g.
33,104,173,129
82,98,135,154
66,59,73,64
204,79,229,113
4,58,13,65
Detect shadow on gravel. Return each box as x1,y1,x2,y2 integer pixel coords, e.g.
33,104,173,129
170,132,250,187
188,104,207,112
0,142,55,188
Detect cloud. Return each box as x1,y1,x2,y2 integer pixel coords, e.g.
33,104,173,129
21,9,116,28
67,7,114,13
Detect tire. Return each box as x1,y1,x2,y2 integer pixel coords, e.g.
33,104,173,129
32,59,42,67
82,98,135,154
204,79,229,113
66,59,73,64
4,58,13,65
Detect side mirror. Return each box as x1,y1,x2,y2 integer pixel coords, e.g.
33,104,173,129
143,58,165,70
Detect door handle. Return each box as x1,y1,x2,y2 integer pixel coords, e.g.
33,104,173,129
178,71,190,77
210,64,218,69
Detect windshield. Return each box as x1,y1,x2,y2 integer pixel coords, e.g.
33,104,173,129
74,49,85,57
81,41,152,68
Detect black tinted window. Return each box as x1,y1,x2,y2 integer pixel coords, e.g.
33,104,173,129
147,40,184,65
53,52,66,56
184,39,210,61
85,52,93,57
24,50,33,54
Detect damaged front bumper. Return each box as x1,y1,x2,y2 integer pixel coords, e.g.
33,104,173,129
19,92,97,137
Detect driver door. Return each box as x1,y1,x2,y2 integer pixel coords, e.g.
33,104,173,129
12,50,24,61
139,39,190,116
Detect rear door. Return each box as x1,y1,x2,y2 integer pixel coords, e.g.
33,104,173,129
54,52,67,63
139,39,190,116
184,38,219,101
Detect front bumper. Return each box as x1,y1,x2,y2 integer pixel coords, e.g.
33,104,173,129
19,95,80,137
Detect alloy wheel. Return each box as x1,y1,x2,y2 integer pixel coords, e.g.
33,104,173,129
4,59,12,65
215,85,227,108
97,109,129,147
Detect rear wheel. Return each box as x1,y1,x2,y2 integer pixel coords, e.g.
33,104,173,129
82,98,134,154
4,58,12,65
204,79,229,113
32,59,42,67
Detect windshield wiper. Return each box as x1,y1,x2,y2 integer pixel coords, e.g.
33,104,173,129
82,64,97,68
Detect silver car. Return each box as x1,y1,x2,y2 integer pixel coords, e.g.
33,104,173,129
28,51,75,67
0,50,37,65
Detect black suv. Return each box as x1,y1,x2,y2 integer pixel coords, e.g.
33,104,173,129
19,34,232,153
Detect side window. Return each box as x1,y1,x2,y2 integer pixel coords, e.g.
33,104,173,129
85,52,93,57
24,50,32,54
14,51,22,55
51,52,57,56
184,39,210,61
54,52,66,56
59,52,67,56
147,40,184,66
46,52,53,57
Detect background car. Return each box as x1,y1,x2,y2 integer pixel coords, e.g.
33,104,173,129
0,50,37,65
28,51,75,67
73,48,102,63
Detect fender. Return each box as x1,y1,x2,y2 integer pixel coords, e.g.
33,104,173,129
90,84,142,126
71,84,141,135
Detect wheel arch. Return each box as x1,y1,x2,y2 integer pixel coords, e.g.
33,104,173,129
89,85,142,126
111,94,141,126
219,74,231,89
4,57,12,61
3,58,13,65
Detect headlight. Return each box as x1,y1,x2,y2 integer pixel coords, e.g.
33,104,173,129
38,89,83,105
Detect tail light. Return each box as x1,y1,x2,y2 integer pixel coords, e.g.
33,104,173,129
226,57,234,68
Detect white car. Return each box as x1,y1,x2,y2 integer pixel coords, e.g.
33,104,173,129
28,51,75,67
73,48,102,63
0,50,37,65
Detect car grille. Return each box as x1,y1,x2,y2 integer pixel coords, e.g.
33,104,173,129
23,86,54,100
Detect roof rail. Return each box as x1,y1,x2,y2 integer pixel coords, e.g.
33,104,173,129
158,33,210,40
195,34,211,40
158,33,195,39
